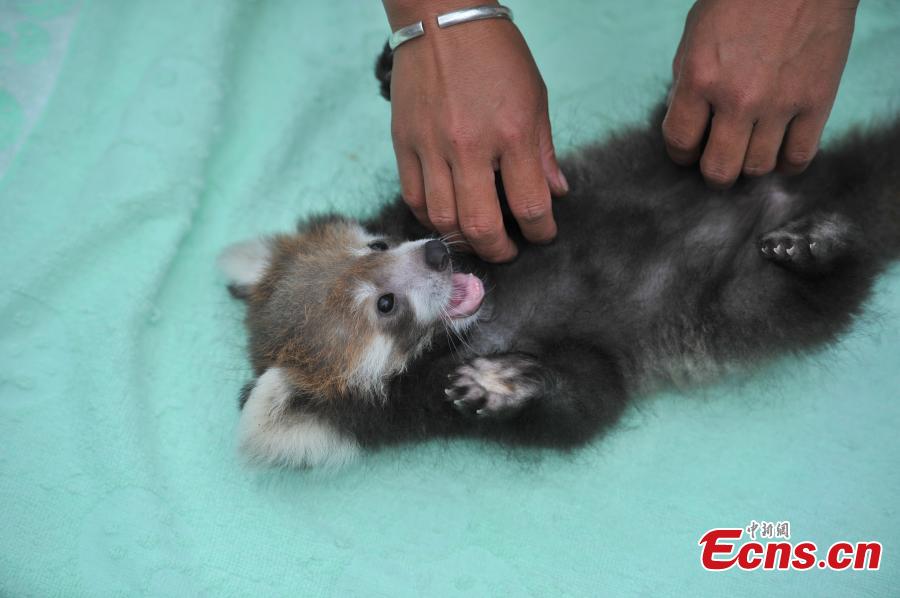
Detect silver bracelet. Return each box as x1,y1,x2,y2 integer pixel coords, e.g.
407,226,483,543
388,4,514,51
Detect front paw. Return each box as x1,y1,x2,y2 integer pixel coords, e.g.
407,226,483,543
445,355,541,420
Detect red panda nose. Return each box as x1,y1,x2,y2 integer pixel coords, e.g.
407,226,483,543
424,240,450,272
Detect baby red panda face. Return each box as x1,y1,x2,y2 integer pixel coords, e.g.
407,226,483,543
219,216,483,400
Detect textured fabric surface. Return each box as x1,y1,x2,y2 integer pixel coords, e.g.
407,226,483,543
1,1,899,596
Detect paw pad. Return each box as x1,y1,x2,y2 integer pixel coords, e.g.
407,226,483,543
444,356,539,420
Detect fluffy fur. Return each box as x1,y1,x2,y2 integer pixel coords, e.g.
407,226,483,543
219,46,900,467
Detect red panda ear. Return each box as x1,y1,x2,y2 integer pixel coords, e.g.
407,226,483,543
217,238,271,300
296,213,350,233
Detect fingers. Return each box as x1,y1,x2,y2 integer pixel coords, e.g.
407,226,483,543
743,120,787,177
778,111,826,175
537,118,568,196
421,158,460,237
662,83,710,165
395,148,430,227
699,114,753,189
500,148,556,244
452,164,517,263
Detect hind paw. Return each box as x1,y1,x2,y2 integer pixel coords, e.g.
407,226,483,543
760,214,856,274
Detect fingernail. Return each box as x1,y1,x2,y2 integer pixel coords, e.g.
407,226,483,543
557,168,569,194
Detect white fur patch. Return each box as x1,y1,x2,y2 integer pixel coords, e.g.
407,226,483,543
348,333,396,394
394,239,444,324
447,312,479,336
407,282,434,323
217,238,271,288
352,280,377,309
396,239,429,255
349,227,381,256
811,216,850,241
761,180,796,224
238,368,359,468
766,182,793,208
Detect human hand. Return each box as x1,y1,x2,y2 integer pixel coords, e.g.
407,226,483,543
664,0,858,188
384,1,568,262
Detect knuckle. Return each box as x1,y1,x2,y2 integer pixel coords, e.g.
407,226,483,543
783,155,812,171
742,160,775,177
778,99,804,116
728,90,762,116
460,219,502,244
390,119,414,143
783,147,816,168
681,60,716,93
662,123,697,153
445,124,479,153
779,90,814,114
428,211,458,231
512,199,549,224
742,148,778,177
701,162,738,187
497,121,528,145
789,98,814,114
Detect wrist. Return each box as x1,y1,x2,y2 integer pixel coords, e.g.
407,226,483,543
383,0,500,31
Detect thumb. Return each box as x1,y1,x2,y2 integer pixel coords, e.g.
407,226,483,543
538,117,568,197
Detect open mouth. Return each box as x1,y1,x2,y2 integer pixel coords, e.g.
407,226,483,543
447,273,485,318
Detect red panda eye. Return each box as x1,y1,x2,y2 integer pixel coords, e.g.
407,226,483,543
377,293,395,314
368,241,389,251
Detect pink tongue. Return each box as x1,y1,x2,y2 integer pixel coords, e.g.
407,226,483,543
447,273,485,318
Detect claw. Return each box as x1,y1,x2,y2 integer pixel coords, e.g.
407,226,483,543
761,213,853,274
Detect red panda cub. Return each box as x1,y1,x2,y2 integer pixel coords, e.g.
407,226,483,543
220,108,900,468
220,105,900,466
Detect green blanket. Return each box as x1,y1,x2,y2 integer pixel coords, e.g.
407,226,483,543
2,1,898,595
